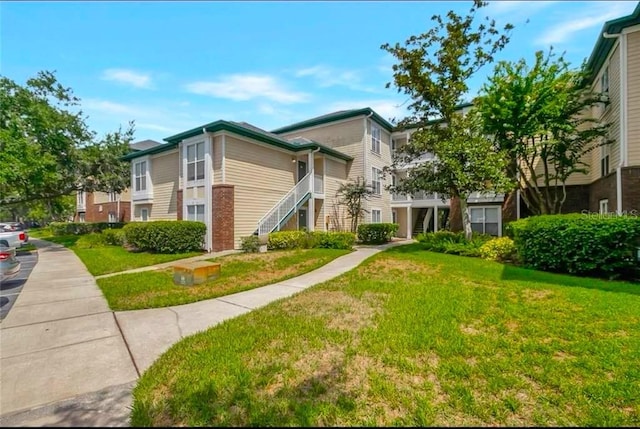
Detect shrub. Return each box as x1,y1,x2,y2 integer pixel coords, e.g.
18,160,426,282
480,237,517,262
240,235,260,253
510,214,640,279
102,229,125,246
122,221,206,253
310,231,356,249
417,231,492,257
75,232,108,249
357,223,399,244
268,231,307,250
49,222,125,236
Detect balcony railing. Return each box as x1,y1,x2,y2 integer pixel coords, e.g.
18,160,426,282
391,192,450,203
314,174,324,194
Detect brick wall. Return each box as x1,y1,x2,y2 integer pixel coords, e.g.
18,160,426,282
77,193,130,222
589,173,617,213
176,190,183,220
212,185,234,251
621,167,640,212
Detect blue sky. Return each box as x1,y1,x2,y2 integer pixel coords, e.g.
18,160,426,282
2,1,638,143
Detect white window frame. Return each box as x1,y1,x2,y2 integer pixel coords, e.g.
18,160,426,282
186,141,205,185
469,206,501,237
371,166,382,195
140,208,149,221
78,212,85,223
371,125,381,154
186,204,205,223
108,192,120,202
599,199,609,214
108,212,117,223
77,191,85,206
134,160,147,192
371,209,382,223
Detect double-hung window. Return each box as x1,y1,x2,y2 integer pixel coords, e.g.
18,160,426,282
371,125,381,154
108,192,119,202
134,161,147,192
187,142,205,182
371,209,382,223
599,199,609,214
470,207,500,236
371,167,382,195
187,204,205,223
601,66,609,96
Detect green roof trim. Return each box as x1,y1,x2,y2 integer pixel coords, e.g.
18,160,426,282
122,120,353,162
585,3,640,84
271,107,394,134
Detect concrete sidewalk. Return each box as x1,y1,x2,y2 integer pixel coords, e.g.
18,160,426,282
0,238,412,426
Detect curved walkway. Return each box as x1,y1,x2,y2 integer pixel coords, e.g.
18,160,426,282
0,238,412,426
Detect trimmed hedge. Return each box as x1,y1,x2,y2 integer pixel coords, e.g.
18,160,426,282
479,237,517,262
267,230,356,250
357,223,399,244
240,235,260,253
122,221,206,254
508,214,640,279
49,222,125,236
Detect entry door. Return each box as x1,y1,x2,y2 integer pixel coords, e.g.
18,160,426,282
298,208,308,230
297,160,307,182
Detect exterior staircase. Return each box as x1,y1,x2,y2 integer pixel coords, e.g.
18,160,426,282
412,208,434,236
256,173,312,236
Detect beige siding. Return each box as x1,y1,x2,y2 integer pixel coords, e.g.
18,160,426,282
93,191,109,204
278,118,364,183
120,188,131,202
323,157,350,231
365,120,394,222
225,135,297,247
213,135,223,184
627,30,640,166
149,151,179,220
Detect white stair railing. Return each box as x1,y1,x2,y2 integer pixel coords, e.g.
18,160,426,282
257,173,312,235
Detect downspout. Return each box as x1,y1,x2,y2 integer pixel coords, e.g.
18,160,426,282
603,32,626,214
363,111,374,227
308,147,321,231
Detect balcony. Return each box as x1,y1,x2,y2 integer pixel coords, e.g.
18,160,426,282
391,191,450,207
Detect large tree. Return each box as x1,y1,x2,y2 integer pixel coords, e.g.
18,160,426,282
476,48,610,215
0,71,134,206
381,0,513,239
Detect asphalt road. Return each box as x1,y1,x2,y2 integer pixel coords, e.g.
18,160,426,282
0,249,38,321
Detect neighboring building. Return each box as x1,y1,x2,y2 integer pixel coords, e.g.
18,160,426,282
74,139,162,223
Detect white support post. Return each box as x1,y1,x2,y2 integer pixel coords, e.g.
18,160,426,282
406,206,412,239
434,205,439,233
307,151,315,231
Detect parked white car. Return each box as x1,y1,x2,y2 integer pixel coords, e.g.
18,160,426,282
0,224,26,248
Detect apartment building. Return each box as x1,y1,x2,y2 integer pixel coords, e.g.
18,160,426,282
75,139,162,223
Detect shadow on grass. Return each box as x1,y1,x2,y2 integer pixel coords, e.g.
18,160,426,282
500,263,640,296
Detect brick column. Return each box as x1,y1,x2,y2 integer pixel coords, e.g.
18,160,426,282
621,167,640,212
212,185,234,251
176,190,183,220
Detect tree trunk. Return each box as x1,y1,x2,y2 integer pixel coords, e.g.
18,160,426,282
459,197,473,241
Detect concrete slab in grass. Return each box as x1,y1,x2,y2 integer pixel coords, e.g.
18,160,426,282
216,284,302,310
0,336,138,415
115,308,182,373
171,298,252,338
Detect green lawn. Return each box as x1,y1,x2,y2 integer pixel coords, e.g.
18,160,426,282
98,248,351,311
33,234,202,276
131,243,640,427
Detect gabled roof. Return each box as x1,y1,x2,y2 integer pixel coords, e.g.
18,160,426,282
585,2,640,84
129,139,162,151
271,107,394,134
122,120,352,161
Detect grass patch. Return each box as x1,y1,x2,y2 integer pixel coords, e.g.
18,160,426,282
131,243,640,427
98,248,350,311
17,243,37,252
33,233,202,276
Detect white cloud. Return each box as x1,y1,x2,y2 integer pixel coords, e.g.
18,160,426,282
82,99,143,117
185,74,309,104
326,99,409,123
294,65,375,92
535,2,637,46
101,69,152,89
485,1,557,17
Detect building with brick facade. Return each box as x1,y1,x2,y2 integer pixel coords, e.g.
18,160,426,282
74,140,162,223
